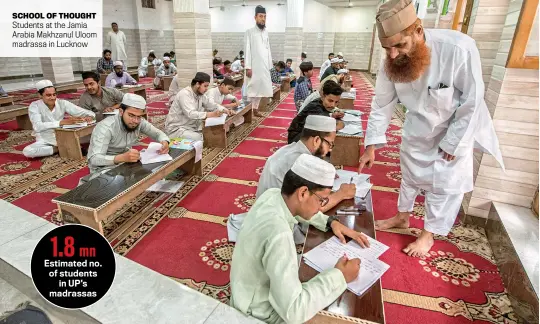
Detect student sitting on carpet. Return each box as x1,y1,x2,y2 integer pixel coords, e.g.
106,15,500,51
294,61,314,111
230,154,361,324
288,80,345,144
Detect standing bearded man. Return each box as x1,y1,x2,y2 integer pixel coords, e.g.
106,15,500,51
244,5,272,118
359,0,505,257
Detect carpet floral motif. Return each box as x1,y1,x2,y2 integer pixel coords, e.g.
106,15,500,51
234,193,256,211
419,251,481,287
200,238,233,272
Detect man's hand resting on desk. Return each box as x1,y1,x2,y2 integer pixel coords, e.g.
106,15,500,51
60,117,86,126
206,110,225,118
335,256,361,283
331,221,370,248
114,149,140,164
159,141,169,154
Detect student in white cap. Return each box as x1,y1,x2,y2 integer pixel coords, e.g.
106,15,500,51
23,80,95,159
85,93,169,182
320,68,349,92
153,56,177,88
105,61,137,88
288,81,345,144
320,58,342,81
138,51,157,77
318,52,335,80
165,72,235,141
337,52,344,59
359,0,503,257
228,115,364,244
230,154,363,324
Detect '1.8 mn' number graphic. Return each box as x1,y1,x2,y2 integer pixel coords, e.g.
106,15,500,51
50,236,96,258
31,225,116,309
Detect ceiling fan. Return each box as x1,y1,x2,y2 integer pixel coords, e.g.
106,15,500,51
209,0,225,10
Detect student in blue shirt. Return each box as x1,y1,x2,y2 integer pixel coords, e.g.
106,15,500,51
281,59,296,87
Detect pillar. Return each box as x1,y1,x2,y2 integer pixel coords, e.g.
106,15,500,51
39,58,75,84
172,0,213,88
284,0,304,72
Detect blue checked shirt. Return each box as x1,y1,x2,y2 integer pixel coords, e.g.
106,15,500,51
294,76,313,110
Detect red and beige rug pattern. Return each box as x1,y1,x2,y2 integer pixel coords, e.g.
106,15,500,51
0,71,516,323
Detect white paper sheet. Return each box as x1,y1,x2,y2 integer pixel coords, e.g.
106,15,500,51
146,180,185,193
227,212,248,243
205,113,227,127
342,114,362,122
303,237,390,296
339,124,363,135
103,110,119,115
140,142,173,164
192,140,203,163
62,122,88,129
333,170,372,198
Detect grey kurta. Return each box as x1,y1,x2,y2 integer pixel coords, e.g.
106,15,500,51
78,86,124,121
165,86,225,137
230,188,347,324
87,114,169,176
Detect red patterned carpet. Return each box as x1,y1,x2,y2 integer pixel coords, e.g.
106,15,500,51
0,71,516,323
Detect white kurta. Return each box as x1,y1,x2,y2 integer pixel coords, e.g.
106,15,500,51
205,87,236,106
319,59,331,80
28,99,95,146
230,188,347,324
106,31,128,61
231,59,244,73
365,29,504,195
244,26,273,98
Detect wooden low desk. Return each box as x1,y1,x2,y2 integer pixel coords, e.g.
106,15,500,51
52,148,202,237
259,86,281,112
299,191,385,324
280,75,296,93
344,78,353,89
120,85,148,100
147,67,156,78
203,103,253,148
55,81,84,94
231,74,244,88
54,124,96,160
340,97,355,110
0,105,31,129
331,121,363,167
160,76,174,91
127,69,140,82
0,96,15,107
100,72,111,86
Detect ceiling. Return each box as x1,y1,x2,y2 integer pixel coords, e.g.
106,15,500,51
208,0,381,9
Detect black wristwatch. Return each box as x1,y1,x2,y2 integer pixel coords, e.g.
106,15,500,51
326,215,339,230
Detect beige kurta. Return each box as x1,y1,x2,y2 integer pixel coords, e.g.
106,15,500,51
106,30,128,61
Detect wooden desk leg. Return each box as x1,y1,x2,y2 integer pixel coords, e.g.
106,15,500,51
259,98,269,112
135,89,147,100
180,157,203,176
244,109,253,124
16,115,32,130
55,130,83,160
203,125,227,148
57,204,103,235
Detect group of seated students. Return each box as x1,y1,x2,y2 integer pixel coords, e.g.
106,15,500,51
23,52,363,322
213,50,245,80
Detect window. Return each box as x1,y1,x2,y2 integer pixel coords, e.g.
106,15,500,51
142,0,155,9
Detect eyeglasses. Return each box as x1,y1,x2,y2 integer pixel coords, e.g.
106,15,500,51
321,138,335,149
310,190,329,208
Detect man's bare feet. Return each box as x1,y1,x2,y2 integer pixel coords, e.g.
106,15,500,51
375,212,410,231
402,229,434,258
253,110,264,117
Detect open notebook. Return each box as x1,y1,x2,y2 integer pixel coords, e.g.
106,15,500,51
303,236,390,296
140,142,173,165
333,169,372,198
